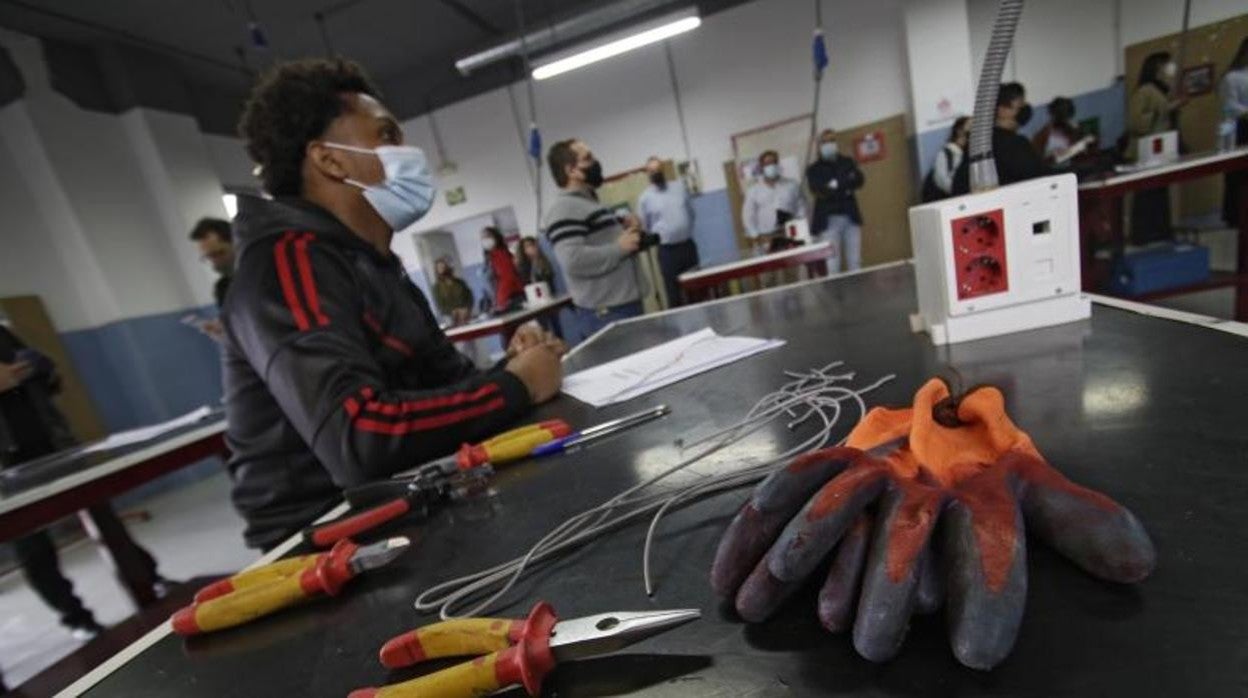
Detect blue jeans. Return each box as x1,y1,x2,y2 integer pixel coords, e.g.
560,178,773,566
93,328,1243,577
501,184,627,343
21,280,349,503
571,300,643,343
820,215,862,271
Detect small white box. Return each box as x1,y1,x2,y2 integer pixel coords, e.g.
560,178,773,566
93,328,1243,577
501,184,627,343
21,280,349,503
524,282,552,306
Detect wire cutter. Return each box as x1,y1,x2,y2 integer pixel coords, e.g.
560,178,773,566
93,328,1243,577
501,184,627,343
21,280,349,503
303,420,571,548
349,602,700,697
170,537,410,636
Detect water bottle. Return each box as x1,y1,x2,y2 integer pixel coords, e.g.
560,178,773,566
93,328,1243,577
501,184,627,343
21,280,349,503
1218,118,1237,152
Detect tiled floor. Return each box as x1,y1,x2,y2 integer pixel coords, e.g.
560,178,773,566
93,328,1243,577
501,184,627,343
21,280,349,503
0,469,255,689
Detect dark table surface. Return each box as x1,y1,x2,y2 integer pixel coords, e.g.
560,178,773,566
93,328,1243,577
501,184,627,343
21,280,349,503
84,264,1248,697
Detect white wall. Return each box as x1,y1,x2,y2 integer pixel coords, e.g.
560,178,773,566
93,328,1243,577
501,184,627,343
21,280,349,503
0,28,233,330
204,133,262,192
968,0,1247,107
399,0,910,243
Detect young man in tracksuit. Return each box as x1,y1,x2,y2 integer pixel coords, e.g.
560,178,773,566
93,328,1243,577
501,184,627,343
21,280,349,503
541,139,646,342
226,59,562,549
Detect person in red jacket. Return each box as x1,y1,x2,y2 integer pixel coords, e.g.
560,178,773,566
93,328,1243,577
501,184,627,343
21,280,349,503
481,226,526,313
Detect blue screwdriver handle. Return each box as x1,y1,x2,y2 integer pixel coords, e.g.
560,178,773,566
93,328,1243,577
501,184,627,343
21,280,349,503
530,434,579,457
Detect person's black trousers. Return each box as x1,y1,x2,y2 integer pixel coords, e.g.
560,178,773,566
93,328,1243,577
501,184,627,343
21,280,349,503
13,529,96,628
657,240,700,308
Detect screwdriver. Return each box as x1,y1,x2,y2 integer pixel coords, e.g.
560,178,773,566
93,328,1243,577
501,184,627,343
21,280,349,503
530,405,670,457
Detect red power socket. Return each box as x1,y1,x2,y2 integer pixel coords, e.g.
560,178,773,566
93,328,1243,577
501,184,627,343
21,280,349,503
950,209,1008,300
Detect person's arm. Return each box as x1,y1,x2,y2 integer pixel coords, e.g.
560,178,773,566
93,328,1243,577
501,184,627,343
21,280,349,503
1222,73,1248,118
546,217,630,279
790,182,809,219
933,147,956,194
637,191,656,232
1128,89,1159,136
230,242,541,488
839,157,865,192
806,162,832,198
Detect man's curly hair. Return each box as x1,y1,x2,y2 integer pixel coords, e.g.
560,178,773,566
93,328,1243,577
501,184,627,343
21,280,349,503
238,58,380,197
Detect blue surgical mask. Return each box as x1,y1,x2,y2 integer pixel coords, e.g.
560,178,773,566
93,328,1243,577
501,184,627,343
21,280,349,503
819,142,838,160
325,143,437,232
762,163,779,180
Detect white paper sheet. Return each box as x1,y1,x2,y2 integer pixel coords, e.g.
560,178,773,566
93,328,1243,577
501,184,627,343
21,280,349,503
562,328,785,407
81,406,216,455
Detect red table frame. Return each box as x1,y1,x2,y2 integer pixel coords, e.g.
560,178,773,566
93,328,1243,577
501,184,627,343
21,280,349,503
1077,150,1248,320
679,243,835,303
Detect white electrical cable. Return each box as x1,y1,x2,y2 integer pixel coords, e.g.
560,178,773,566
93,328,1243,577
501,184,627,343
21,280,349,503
413,366,895,619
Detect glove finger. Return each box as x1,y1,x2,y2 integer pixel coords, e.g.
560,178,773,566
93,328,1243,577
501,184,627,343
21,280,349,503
914,547,944,615
711,447,860,597
767,464,887,582
944,469,1027,671
852,483,943,662
817,513,872,633
734,463,884,622
1011,452,1156,583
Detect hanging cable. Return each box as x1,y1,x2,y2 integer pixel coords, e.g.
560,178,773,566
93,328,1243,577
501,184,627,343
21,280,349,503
968,0,1025,192
807,0,829,161
514,0,543,233
663,42,694,172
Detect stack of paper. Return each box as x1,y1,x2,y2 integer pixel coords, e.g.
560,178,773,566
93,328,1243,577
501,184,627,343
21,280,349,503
562,327,785,407
81,406,216,455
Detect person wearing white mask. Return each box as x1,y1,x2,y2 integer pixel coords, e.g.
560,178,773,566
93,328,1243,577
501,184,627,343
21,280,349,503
225,58,563,549
1127,51,1187,243
741,150,807,247
805,129,866,271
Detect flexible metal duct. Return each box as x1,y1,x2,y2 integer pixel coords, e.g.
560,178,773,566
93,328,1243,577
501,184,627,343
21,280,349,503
968,0,1024,192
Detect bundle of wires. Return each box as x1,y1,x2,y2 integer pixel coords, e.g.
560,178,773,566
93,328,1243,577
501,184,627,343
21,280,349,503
414,364,896,619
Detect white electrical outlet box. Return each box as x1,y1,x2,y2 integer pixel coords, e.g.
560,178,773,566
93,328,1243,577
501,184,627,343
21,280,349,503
908,173,1090,345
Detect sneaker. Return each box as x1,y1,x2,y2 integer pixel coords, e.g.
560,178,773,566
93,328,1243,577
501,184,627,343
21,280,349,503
69,620,104,641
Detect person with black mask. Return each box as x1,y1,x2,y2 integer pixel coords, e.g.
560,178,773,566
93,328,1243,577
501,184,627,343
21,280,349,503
1127,51,1185,243
953,82,1048,194
637,156,699,307
805,129,866,271
542,138,646,341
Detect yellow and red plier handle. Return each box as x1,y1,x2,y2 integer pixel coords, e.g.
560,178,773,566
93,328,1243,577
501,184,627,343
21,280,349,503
349,602,558,698
171,540,358,636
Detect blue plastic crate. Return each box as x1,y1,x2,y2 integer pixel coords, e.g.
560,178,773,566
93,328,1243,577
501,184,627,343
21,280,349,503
1107,243,1210,296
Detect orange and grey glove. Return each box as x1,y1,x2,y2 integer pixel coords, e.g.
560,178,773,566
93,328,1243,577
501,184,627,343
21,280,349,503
710,378,1156,669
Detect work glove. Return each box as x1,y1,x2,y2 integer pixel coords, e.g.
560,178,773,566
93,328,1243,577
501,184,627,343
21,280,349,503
710,378,1156,670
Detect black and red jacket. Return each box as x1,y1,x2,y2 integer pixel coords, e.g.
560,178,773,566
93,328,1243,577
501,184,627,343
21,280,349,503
222,195,532,549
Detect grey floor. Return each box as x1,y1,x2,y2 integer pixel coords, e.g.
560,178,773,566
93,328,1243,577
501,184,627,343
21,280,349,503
0,469,255,689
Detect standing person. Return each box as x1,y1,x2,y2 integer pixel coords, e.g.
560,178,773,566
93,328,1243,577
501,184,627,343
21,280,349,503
516,236,556,287
431,257,474,325
1,324,164,641
637,156,699,307
228,58,562,549
1032,97,1089,166
481,226,525,314
1127,52,1185,243
1220,38,1248,226
922,116,969,202
952,82,1049,194
805,129,866,271
741,150,806,248
542,138,645,342
189,218,237,307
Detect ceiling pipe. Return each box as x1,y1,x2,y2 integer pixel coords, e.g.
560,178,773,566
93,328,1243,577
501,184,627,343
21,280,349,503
454,0,677,76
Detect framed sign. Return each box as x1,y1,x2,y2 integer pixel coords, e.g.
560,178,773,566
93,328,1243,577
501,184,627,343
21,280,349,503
853,130,887,163
1180,63,1214,97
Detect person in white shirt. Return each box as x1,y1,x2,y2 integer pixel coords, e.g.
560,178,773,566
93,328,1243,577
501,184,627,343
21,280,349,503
1220,37,1248,226
741,150,806,247
923,116,969,202
637,156,699,307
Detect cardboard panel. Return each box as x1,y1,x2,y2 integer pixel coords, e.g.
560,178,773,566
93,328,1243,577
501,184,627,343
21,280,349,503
0,295,106,442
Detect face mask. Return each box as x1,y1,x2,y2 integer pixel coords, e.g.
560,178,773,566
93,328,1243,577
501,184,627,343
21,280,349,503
649,171,666,187
1015,103,1033,127
482,237,497,251
581,160,604,188
1162,62,1177,79
325,143,436,232
819,142,838,160
762,163,779,180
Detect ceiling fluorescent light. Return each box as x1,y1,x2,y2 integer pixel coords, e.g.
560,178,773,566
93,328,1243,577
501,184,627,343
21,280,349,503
532,13,700,81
